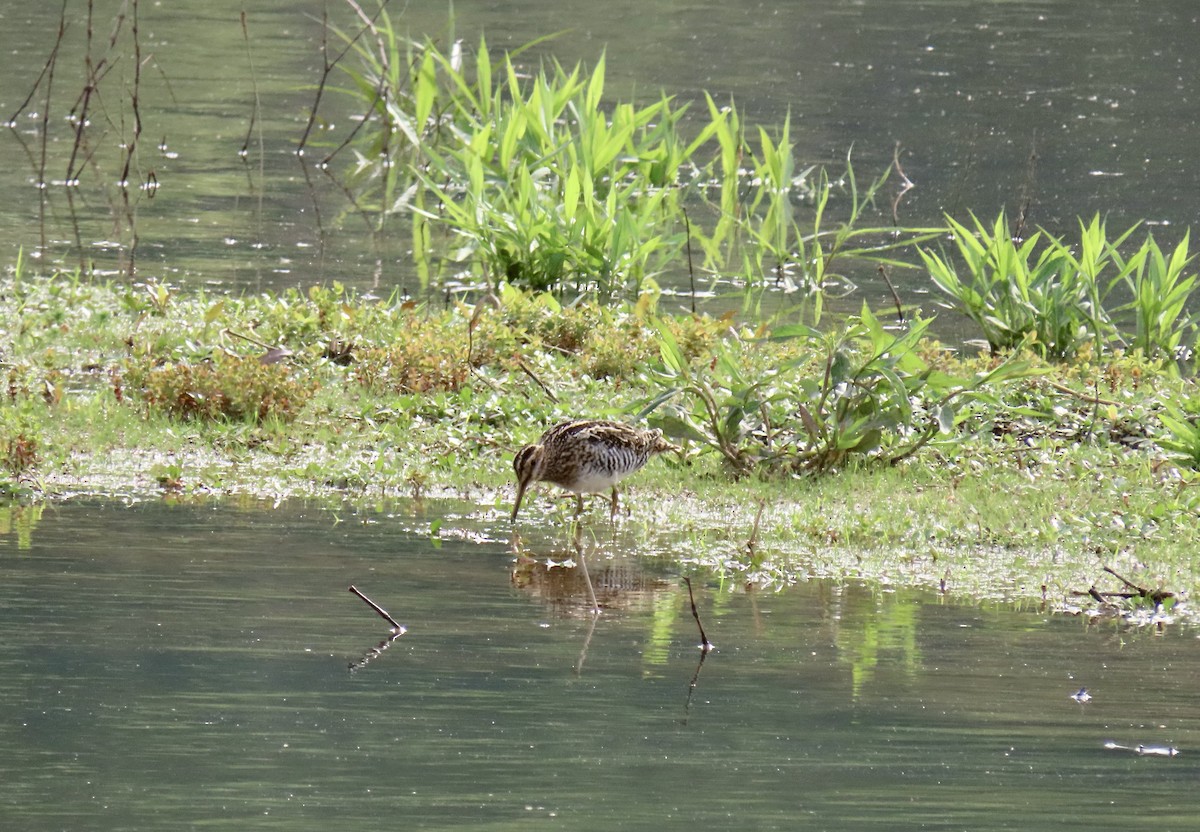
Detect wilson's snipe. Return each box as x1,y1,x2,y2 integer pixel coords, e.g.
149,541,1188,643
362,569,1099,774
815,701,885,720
511,419,679,521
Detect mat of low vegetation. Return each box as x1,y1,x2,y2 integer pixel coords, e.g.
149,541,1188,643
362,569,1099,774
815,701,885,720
2,267,1198,627
6,11,1200,627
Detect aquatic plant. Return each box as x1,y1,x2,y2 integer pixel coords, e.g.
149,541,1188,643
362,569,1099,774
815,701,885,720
923,213,1199,366
1158,397,1200,469
317,11,938,306
920,213,1120,360
1111,231,1197,365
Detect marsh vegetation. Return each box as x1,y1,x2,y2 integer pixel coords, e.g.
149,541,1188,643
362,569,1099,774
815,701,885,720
3,3,1200,625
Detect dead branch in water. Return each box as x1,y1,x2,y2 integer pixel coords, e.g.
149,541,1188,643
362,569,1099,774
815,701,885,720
1072,566,1175,611
683,577,713,651
299,1,391,157
349,584,406,631
1101,566,1174,604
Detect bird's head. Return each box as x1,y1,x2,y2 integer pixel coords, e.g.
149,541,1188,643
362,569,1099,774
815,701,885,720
511,443,544,521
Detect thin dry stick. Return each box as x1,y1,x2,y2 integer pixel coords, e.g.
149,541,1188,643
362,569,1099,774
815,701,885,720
299,1,388,155
515,355,560,403
118,0,144,187
67,0,100,183
322,81,386,165
1102,567,1174,603
348,585,406,631
1014,131,1039,241
681,646,710,723
223,327,273,351
683,577,712,650
297,7,332,154
745,498,765,555
239,10,264,167
878,264,904,325
1042,378,1121,407
7,0,70,125
37,2,71,197
683,207,697,315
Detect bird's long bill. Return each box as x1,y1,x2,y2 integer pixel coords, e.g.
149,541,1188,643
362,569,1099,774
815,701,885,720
511,478,529,521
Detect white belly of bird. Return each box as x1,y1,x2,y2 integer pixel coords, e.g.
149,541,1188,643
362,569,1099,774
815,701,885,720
564,468,628,495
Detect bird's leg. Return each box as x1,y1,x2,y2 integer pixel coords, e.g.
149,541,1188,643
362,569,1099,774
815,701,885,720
608,487,620,520
574,494,585,517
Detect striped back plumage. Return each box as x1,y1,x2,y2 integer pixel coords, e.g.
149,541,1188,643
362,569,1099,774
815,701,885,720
510,419,679,521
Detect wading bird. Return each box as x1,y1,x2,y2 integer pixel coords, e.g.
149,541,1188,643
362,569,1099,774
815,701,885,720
511,420,678,521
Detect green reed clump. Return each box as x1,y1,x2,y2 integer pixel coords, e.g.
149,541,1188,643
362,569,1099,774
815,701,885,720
125,354,316,423
921,213,1111,360
1112,231,1196,363
923,213,1199,366
731,130,941,317
412,51,716,296
321,12,935,307
1158,396,1200,469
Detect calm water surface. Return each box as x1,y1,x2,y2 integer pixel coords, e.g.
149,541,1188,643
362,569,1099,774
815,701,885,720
0,1,1197,310
1,500,1198,830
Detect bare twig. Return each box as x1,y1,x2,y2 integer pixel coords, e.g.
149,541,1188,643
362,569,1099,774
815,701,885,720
515,355,560,403
745,498,765,556
683,207,696,315
878,264,904,325
681,646,710,723
348,584,406,632
1042,378,1121,407
683,577,713,651
1102,567,1174,604
1014,132,1039,241
299,0,391,155
223,327,273,351
118,0,144,187
38,1,71,197
7,0,70,125
297,7,332,154
239,11,264,167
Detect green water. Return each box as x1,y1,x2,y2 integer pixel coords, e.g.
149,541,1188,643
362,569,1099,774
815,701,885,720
1,501,1196,830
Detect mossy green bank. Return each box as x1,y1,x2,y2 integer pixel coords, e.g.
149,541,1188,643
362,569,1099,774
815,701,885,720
2,268,1198,625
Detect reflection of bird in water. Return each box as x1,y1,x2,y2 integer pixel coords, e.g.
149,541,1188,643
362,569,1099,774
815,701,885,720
511,420,678,521
510,550,672,615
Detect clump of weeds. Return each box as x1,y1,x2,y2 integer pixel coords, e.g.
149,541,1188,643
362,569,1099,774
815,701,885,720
123,354,317,423
352,312,472,394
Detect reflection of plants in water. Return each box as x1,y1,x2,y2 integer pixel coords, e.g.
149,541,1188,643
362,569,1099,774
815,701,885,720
7,1,164,275
832,591,921,699
0,503,45,550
